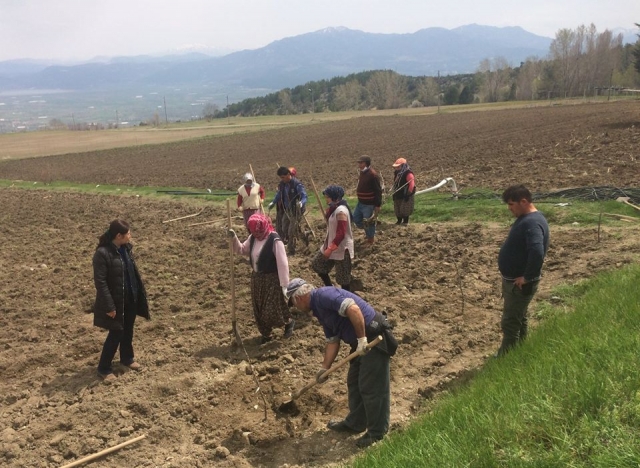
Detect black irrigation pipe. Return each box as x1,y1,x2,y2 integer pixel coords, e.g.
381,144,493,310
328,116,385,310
454,186,640,204
156,190,236,196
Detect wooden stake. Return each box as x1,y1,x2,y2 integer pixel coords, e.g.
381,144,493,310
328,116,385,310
227,199,242,347
162,210,203,224
310,177,327,226
60,434,146,468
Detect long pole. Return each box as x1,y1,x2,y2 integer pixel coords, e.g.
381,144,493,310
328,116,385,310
227,199,241,346
163,96,168,125
60,435,146,468
310,177,327,226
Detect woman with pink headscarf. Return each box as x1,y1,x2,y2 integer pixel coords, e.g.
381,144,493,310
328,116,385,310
228,213,294,343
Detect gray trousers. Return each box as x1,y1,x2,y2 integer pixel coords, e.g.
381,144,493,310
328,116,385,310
344,348,390,438
498,278,539,356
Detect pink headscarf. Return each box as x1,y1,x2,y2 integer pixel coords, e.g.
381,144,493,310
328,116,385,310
247,213,275,241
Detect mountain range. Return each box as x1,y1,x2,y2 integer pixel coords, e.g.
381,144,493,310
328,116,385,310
0,25,554,92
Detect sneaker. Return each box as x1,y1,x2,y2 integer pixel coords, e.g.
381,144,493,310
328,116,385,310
355,433,383,448
327,420,364,434
124,361,142,371
284,319,295,339
98,372,117,382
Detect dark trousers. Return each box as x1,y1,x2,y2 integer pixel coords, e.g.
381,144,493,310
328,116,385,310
98,300,137,374
344,348,390,438
498,279,538,356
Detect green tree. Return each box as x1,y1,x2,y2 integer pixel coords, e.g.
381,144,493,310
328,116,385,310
458,85,474,104
443,85,460,105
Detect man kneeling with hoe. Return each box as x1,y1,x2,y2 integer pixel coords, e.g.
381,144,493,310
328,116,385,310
285,278,397,448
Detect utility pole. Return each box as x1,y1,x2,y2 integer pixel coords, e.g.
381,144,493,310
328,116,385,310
437,71,440,114
115,110,119,129
227,94,230,125
163,96,168,125
309,88,314,113
607,69,613,102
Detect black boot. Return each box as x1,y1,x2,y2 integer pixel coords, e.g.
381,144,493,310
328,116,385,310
402,217,409,224
395,217,402,225
319,273,332,287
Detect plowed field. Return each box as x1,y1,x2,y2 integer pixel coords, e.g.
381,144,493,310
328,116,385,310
1,101,639,467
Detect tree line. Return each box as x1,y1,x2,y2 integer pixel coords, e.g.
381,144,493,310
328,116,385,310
208,24,640,119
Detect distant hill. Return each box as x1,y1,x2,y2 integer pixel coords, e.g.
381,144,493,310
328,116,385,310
0,25,553,91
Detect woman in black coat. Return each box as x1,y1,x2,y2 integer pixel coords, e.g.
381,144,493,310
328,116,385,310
93,219,149,380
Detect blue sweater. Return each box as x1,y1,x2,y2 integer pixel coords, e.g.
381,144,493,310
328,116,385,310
310,287,376,345
498,211,550,282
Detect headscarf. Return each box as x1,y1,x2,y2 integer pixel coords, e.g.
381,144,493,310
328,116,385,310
322,185,344,202
243,172,254,187
247,213,275,241
322,185,352,220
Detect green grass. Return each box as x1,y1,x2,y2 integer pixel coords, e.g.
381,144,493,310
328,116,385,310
350,264,640,467
2,180,637,226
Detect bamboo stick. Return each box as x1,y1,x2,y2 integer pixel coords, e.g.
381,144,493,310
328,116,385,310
60,434,146,468
162,210,203,223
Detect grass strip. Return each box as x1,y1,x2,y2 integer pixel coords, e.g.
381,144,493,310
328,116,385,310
351,264,640,467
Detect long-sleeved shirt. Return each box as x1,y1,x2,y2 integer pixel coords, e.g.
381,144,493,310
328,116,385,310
356,167,382,206
231,234,289,287
310,287,377,345
498,211,550,282
270,177,308,210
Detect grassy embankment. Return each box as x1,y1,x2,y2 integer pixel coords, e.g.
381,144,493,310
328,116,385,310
350,262,640,467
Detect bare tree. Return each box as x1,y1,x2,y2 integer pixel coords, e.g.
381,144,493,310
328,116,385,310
202,102,219,121
278,90,295,114
478,57,512,102
416,77,440,106
366,71,405,109
333,80,365,110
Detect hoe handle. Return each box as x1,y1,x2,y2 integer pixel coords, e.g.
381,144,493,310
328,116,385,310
292,336,383,400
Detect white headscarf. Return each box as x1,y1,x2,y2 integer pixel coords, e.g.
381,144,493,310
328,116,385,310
243,172,255,187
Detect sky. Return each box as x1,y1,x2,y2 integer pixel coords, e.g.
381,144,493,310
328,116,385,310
1,0,638,62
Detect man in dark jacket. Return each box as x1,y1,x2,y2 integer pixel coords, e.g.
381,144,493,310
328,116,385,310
268,166,308,255
496,185,549,356
286,278,397,448
93,220,149,380
353,156,382,245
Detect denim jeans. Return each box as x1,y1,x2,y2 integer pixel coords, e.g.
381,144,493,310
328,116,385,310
98,299,137,374
498,279,539,356
344,348,390,439
353,203,376,239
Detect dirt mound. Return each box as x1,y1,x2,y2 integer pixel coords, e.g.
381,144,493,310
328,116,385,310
1,188,639,467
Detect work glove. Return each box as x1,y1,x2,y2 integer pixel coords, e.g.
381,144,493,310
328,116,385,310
297,201,303,210
356,337,369,354
227,229,236,238
268,202,274,211
237,206,243,212
282,286,288,298
315,368,329,384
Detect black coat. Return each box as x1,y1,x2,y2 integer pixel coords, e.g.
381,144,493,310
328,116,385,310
92,242,150,330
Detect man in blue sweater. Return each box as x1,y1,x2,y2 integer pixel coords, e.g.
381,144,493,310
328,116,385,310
285,278,397,448
497,185,550,356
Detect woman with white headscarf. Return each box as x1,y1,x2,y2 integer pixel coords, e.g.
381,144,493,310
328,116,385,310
237,172,265,229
